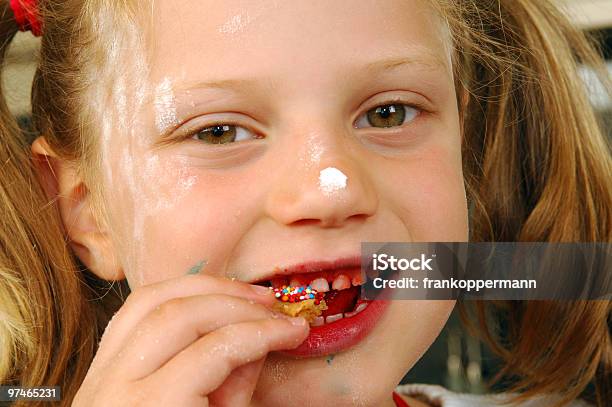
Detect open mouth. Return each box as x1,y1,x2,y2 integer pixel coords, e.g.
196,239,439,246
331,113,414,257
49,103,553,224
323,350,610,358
255,266,367,326
254,262,389,357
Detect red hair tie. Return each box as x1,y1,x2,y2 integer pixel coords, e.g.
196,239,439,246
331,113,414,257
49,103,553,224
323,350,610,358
9,0,42,37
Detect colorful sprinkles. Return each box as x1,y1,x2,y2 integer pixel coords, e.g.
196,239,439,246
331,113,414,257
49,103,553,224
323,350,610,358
272,285,325,305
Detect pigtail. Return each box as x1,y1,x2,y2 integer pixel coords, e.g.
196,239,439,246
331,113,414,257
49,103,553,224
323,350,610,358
0,2,107,406
0,0,29,386
439,0,612,405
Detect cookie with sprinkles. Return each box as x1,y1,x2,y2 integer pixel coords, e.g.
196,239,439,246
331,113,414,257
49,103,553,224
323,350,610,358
271,285,327,322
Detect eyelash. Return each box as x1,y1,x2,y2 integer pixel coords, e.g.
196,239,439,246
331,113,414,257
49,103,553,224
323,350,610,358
355,97,426,129
186,97,426,143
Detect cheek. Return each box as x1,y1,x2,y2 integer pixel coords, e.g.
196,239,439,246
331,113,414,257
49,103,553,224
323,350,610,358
102,151,220,285
121,166,265,286
378,141,468,241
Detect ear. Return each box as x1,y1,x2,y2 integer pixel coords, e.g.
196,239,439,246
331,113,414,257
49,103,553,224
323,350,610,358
31,136,125,281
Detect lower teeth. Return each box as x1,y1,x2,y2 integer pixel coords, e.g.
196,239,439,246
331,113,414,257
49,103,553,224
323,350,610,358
326,313,344,323
311,301,369,326
343,302,367,317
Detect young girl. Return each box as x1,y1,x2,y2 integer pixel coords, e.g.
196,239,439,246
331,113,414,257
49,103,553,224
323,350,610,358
0,0,610,406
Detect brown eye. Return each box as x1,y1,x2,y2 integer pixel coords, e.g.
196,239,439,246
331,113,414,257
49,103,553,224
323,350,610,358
192,124,258,144
355,103,418,129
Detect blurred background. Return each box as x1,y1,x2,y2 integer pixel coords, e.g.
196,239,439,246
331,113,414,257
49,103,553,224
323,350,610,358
2,0,611,396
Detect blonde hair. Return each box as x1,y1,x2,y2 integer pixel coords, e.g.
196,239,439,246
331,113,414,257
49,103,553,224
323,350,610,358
435,1,612,404
0,1,610,406
0,36,96,407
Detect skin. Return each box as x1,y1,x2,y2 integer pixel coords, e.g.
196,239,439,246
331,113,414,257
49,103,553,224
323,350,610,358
32,0,468,406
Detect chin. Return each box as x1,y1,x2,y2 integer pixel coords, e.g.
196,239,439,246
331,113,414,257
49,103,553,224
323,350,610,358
252,307,409,407
253,362,397,407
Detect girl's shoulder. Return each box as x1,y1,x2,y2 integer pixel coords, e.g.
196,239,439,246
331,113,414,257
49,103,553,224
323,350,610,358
395,384,594,407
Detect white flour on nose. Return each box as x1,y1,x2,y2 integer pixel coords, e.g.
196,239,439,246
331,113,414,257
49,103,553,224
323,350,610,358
319,167,348,196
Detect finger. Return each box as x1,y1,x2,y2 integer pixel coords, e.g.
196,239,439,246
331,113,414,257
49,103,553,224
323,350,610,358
95,273,274,366
142,317,309,399
113,294,290,381
207,358,265,407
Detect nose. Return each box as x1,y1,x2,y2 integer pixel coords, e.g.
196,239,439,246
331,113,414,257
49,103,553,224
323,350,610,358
264,135,378,229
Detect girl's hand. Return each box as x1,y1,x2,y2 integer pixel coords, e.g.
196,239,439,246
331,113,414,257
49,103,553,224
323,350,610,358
72,273,309,407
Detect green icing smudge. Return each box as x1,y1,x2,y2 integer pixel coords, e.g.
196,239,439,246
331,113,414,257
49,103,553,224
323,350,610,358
187,260,207,275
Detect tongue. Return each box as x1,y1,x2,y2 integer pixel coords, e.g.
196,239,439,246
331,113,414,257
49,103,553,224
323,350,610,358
321,285,359,317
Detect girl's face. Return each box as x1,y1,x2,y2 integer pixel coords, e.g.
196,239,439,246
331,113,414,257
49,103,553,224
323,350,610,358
99,0,468,405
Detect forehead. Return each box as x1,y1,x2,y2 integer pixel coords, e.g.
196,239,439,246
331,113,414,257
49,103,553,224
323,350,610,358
147,0,451,84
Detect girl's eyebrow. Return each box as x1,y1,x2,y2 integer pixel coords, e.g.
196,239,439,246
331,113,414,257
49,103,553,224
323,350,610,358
173,54,448,94
362,55,448,75
175,78,267,94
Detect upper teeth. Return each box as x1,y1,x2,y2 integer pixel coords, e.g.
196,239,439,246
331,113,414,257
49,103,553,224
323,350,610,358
270,270,364,290
309,277,330,292
331,274,351,290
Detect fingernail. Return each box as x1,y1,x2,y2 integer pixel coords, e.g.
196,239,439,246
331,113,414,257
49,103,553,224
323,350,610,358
250,284,273,295
288,316,307,326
